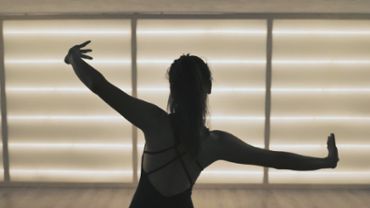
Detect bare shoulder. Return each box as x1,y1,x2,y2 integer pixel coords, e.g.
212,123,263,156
209,129,235,143
206,129,253,163
141,110,171,146
200,129,235,164
210,129,253,149
145,108,171,133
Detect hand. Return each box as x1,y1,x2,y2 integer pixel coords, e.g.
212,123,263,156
64,40,93,65
326,133,339,168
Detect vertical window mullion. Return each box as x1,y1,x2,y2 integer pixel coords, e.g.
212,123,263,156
263,18,273,185
0,20,10,182
131,16,139,184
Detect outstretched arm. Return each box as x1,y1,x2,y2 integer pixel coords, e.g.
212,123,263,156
213,130,339,170
65,41,168,134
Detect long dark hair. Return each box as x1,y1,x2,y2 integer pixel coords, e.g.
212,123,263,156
166,54,212,159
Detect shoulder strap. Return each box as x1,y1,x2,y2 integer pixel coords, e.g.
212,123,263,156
143,143,177,154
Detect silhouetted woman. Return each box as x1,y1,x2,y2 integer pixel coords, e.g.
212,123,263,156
65,41,339,208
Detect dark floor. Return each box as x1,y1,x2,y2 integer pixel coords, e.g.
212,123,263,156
0,187,369,208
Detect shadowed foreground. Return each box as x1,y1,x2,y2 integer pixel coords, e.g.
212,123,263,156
0,187,369,208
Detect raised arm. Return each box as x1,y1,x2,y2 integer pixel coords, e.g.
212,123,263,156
65,41,168,134
212,130,339,170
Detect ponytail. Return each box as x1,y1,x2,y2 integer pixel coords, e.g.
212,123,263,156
167,54,211,159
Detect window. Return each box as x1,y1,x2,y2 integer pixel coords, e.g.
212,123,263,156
137,20,266,183
3,20,132,182
270,20,370,184
0,17,369,184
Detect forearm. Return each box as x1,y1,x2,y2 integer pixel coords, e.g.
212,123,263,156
69,55,105,91
271,151,330,170
215,131,337,171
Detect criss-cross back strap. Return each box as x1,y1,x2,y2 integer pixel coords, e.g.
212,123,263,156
168,113,197,185
144,148,188,175
173,145,195,185
143,143,177,154
141,113,203,184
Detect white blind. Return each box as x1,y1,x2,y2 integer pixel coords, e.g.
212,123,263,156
136,20,267,183
4,20,132,182
2,18,370,184
270,20,370,183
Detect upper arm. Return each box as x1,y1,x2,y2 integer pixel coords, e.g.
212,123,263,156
212,130,277,167
91,75,168,134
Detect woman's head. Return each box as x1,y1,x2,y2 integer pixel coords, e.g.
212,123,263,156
166,54,213,158
167,54,212,96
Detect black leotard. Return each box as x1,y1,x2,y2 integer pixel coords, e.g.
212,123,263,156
129,116,205,208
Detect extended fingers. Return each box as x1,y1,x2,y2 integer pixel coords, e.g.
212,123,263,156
67,41,93,61
81,54,93,60
327,134,333,144
327,133,337,147
80,49,92,53
78,40,91,48
331,133,336,146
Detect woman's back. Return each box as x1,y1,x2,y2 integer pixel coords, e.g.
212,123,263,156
129,113,219,207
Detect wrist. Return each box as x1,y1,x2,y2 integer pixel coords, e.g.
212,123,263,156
68,53,80,64
64,54,71,64
324,156,336,169
65,47,79,65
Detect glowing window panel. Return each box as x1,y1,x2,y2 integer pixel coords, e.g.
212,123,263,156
137,20,267,183
270,20,370,184
3,20,132,183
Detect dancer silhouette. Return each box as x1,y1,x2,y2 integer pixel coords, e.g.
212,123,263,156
65,41,339,208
